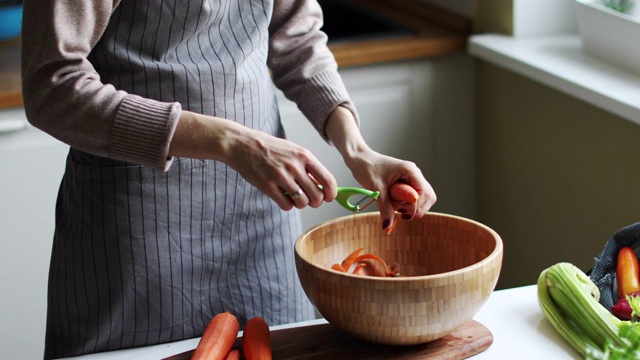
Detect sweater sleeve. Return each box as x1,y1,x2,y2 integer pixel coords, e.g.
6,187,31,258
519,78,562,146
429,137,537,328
21,0,181,171
268,0,359,140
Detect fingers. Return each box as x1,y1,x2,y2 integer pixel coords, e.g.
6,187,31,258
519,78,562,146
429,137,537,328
278,171,337,210
377,192,398,232
305,168,338,203
376,163,437,232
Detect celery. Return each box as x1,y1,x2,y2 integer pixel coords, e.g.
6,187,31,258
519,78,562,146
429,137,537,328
537,263,629,357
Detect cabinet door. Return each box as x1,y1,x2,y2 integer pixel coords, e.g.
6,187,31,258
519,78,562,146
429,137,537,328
0,115,68,360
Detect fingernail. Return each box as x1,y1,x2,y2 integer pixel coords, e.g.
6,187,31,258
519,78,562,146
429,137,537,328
382,219,390,229
402,214,412,220
397,208,407,213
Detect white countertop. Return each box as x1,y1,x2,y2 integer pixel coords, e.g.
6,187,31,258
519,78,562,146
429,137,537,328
468,33,640,127
62,284,581,360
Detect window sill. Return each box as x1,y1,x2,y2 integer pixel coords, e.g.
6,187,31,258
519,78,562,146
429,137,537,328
468,33,640,127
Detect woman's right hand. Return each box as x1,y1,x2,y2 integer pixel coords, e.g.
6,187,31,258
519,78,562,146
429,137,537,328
169,111,338,210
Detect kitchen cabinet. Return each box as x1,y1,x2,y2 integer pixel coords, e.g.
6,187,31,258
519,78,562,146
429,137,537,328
278,55,475,230
0,108,69,360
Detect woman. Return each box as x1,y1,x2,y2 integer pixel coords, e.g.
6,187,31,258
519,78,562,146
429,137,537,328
21,1,436,358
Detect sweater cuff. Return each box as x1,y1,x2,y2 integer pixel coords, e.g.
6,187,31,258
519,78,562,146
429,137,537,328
109,94,181,171
294,71,360,140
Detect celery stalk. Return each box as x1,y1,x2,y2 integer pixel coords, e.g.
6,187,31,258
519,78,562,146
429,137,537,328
538,267,600,356
538,262,629,356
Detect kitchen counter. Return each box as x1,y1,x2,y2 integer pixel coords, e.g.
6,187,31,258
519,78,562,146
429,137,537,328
0,0,469,110
60,285,581,360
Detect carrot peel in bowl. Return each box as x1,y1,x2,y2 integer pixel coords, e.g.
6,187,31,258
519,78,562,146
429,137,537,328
330,249,402,277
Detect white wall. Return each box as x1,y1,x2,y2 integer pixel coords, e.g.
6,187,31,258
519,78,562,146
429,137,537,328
0,109,68,360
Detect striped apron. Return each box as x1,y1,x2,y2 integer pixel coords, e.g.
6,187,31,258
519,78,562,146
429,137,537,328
44,1,315,358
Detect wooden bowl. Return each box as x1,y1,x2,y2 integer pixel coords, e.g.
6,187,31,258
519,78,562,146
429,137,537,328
294,212,503,345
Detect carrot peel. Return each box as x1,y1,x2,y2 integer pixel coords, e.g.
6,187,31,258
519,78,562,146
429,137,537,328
341,247,364,269
384,218,399,235
330,249,402,277
331,263,347,272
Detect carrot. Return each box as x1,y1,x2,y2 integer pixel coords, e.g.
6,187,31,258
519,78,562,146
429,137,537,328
225,349,241,360
341,247,364,270
388,182,419,233
242,316,272,360
390,182,419,204
192,311,240,360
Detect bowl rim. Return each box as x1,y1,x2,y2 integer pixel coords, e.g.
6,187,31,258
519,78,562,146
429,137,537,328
294,211,503,281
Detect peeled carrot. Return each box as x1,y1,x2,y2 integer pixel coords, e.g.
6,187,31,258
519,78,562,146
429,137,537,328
389,182,419,204
388,182,419,234
242,317,272,360
224,349,241,360
192,312,240,360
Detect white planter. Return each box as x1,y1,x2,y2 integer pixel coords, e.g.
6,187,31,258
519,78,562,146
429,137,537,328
513,0,578,36
576,0,640,74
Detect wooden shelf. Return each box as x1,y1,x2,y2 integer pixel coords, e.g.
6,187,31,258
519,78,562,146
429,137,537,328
0,0,470,109
329,0,471,68
0,38,22,109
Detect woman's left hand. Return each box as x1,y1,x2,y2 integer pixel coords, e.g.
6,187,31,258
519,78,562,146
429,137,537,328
324,106,436,232
345,148,437,231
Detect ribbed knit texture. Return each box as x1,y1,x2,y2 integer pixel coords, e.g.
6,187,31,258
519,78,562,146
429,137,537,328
293,71,360,139
111,95,181,170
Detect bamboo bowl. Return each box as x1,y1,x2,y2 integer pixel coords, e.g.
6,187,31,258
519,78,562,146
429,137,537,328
294,212,503,345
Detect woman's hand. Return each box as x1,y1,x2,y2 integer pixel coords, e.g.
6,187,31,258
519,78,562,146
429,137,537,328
169,111,338,210
324,106,437,231
345,149,437,228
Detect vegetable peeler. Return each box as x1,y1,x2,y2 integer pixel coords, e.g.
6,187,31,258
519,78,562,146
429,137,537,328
335,187,380,212
318,185,379,212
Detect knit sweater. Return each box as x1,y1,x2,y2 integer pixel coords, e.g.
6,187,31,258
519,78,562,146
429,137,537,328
21,0,358,170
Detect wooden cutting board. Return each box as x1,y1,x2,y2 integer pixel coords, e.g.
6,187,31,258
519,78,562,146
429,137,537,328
163,320,492,360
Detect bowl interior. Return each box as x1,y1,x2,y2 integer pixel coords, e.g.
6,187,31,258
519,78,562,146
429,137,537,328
297,212,500,278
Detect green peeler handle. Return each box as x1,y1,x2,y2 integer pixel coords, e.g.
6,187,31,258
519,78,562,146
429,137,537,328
335,186,380,213
316,184,380,212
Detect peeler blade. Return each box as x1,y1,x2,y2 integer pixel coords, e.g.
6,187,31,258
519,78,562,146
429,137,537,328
352,195,377,212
